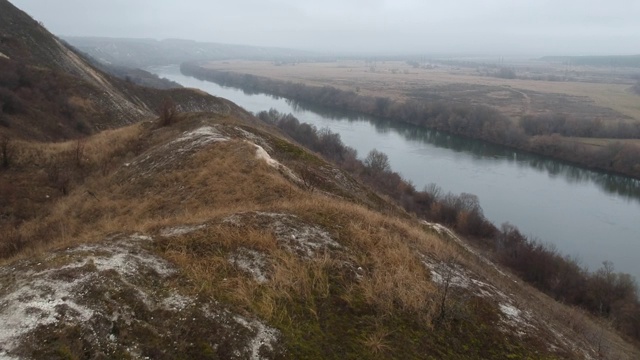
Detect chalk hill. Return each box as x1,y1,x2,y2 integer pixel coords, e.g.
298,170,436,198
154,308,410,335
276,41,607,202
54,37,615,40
0,1,638,358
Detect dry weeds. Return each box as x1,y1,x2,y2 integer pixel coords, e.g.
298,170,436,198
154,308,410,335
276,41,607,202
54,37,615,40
1,113,638,358
203,60,640,122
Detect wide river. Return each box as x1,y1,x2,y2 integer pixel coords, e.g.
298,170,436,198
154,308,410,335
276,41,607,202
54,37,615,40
151,65,640,280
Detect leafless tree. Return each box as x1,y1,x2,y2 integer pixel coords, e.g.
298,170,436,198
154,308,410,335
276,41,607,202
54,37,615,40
433,256,469,328
1,135,14,169
159,97,177,126
364,149,390,174
74,138,86,168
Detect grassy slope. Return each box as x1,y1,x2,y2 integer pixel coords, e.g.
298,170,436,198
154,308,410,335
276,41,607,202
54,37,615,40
1,111,638,359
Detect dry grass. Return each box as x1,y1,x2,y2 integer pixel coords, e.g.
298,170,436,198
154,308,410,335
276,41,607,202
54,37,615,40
565,137,640,147
203,60,640,122
12,121,146,169
2,113,639,358
0,113,332,262
156,194,445,320
361,327,392,356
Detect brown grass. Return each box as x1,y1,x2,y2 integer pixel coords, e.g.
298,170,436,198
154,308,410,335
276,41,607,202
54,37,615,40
2,113,638,358
203,60,640,122
361,327,392,356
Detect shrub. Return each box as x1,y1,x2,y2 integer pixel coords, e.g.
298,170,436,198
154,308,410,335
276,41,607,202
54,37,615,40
256,109,640,342
158,97,177,126
1,135,13,169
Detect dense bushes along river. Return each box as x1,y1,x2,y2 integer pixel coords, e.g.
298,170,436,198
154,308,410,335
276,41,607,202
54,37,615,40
256,108,640,343
182,62,640,180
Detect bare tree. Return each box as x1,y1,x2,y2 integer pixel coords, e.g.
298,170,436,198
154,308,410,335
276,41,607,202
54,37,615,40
159,97,177,126
364,149,390,174
294,163,316,192
1,135,14,169
433,256,469,328
74,138,86,168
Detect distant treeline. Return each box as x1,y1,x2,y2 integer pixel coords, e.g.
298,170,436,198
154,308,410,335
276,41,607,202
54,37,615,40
540,55,640,68
258,109,640,342
181,62,640,180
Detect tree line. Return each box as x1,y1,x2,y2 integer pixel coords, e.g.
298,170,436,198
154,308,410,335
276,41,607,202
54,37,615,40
257,109,640,342
181,62,640,180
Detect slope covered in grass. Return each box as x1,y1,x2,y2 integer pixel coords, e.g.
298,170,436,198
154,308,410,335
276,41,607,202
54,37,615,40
1,112,638,359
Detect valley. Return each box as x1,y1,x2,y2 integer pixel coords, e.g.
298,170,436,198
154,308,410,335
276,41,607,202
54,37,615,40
152,64,640,283
1,0,640,358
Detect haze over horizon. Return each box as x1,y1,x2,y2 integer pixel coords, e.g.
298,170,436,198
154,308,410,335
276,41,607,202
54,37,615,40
10,0,640,57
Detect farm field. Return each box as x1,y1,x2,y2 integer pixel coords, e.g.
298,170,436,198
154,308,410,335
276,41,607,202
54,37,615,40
201,59,640,124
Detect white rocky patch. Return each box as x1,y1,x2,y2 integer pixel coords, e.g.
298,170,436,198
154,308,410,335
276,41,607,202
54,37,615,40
228,248,270,283
251,143,302,184
0,52,9,60
420,229,535,336
126,125,228,178
499,303,521,319
0,234,173,355
422,221,509,278
258,212,340,258
161,293,194,312
0,276,94,355
160,224,207,237
235,127,272,151
424,259,471,288
173,126,229,150
223,214,242,226
72,243,175,279
53,37,151,119
498,302,535,335
0,233,281,358
233,315,279,360
425,259,509,300
223,212,341,258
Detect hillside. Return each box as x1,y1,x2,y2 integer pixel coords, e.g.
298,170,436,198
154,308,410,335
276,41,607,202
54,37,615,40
540,55,640,68
0,0,226,141
63,36,313,68
1,111,639,359
1,1,640,359
77,52,183,90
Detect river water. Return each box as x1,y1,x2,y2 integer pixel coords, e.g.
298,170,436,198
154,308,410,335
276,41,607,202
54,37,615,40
150,65,640,280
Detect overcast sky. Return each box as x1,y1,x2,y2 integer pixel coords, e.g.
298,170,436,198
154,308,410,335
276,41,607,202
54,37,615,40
11,0,640,56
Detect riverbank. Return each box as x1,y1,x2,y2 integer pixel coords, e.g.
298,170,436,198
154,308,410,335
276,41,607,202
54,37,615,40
182,62,640,180
255,108,640,348
150,63,640,284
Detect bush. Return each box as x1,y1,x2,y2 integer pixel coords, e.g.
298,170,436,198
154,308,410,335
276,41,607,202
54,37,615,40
364,149,390,174
158,97,177,126
495,67,516,79
256,109,640,342
1,135,13,169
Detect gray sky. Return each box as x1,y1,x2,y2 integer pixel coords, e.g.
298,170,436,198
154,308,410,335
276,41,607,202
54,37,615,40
11,0,640,56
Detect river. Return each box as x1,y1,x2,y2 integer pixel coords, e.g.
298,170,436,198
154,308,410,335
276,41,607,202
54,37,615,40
150,65,640,280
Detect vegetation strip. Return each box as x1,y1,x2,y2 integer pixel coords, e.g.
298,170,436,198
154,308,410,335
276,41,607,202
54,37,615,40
256,109,640,343
181,62,640,180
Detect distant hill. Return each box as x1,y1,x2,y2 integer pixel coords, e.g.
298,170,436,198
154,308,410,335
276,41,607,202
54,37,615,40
73,45,183,90
64,36,314,68
540,54,640,68
0,0,230,140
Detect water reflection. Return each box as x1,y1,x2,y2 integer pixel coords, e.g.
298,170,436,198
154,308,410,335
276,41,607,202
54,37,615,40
284,98,640,202
148,65,640,279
